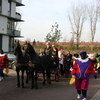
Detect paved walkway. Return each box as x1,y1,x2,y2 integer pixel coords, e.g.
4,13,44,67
90,90,100,100
1,69,100,100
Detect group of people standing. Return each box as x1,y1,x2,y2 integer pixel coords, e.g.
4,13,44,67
43,42,72,78
0,42,98,100
43,42,98,100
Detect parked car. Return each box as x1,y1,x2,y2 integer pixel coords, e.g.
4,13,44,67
7,53,16,70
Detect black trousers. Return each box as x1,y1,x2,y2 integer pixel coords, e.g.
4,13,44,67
0,69,4,77
77,90,87,97
60,64,64,75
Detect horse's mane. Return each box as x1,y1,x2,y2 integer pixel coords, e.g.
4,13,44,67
25,43,37,61
14,40,24,62
18,44,23,55
28,43,36,54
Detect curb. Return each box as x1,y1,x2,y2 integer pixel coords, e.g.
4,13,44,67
90,90,100,100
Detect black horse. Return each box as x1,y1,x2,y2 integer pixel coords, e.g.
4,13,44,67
24,42,59,89
14,40,30,88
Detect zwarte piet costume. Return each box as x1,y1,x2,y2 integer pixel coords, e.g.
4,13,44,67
71,51,97,100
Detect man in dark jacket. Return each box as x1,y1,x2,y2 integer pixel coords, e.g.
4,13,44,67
44,42,52,56
66,51,72,77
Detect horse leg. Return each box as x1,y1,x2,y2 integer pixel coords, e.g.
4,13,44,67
16,70,20,87
30,69,34,89
46,69,51,85
21,70,24,88
42,70,45,85
34,71,38,90
25,69,29,84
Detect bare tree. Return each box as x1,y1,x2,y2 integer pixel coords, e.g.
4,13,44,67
87,2,100,51
63,35,67,42
68,2,87,49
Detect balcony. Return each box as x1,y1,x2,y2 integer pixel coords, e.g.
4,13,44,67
13,0,22,4
7,11,22,21
14,30,21,36
13,0,24,6
7,29,21,37
16,12,21,20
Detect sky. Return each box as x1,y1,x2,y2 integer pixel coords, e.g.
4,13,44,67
16,0,100,42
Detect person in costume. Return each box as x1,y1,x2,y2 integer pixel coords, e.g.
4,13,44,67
95,54,100,74
70,53,79,71
0,50,9,81
71,51,97,100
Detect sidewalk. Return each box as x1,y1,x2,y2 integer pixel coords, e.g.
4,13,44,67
89,73,100,100
90,90,100,100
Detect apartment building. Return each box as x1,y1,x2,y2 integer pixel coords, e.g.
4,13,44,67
0,0,24,52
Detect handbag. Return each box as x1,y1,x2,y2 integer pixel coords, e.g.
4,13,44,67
69,75,75,85
5,67,9,74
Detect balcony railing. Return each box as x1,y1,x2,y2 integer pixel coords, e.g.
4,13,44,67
0,6,2,13
7,29,13,35
14,0,22,4
15,12,21,19
7,29,20,37
14,30,20,36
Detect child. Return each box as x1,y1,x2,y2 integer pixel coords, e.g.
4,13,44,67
71,51,97,100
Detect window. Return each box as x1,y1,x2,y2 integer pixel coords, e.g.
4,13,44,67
9,37,14,52
0,0,2,6
7,19,14,30
7,20,11,29
0,0,2,13
8,0,11,15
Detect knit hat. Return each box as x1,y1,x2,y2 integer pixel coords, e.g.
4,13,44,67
80,51,87,55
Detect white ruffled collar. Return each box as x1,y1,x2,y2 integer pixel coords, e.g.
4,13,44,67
77,57,89,63
0,54,5,56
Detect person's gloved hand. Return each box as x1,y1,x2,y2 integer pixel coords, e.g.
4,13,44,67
72,75,75,78
94,75,97,79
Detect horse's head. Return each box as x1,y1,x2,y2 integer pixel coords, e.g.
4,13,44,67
14,40,22,58
23,42,36,61
23,43,30,55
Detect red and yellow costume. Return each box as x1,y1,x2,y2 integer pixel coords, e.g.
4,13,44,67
71,58,96,90
0,54,9,75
